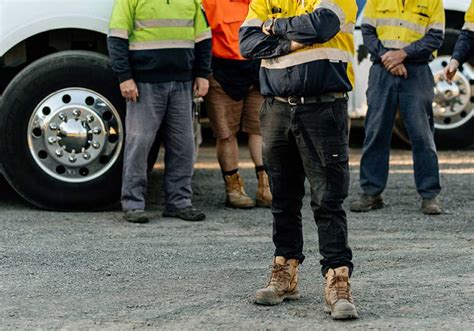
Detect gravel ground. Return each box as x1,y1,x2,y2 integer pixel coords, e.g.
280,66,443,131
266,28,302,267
0,145,473,330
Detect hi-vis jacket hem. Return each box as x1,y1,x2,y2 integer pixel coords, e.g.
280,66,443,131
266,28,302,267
462,22,474,32
261,48,353,69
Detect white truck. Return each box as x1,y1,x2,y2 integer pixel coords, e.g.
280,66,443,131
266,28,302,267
0,0,472,210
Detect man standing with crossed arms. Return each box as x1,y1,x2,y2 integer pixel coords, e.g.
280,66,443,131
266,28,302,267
240,0,358,320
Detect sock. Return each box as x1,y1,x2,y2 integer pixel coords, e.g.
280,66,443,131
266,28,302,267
255,165,265,178
223,168,239,180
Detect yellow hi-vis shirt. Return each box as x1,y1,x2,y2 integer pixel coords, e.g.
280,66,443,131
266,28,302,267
463,0,474,31
362,0,445,50
242,0,357,88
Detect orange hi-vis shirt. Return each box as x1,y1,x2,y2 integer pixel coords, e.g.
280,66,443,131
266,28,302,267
202,0,251,60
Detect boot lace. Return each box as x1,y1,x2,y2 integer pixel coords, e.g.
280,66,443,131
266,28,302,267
329,275,351,301
268,264,291,287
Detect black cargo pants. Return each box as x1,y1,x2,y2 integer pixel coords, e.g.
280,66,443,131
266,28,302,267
259,97,353,276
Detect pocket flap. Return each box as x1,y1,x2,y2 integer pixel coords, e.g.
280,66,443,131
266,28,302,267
376,0,397,12
323,141,349,165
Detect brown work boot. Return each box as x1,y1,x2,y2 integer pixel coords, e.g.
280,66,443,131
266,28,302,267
324,266,358,320
224,173,255,208
255,256,300,305
422,198,442,215
256,171,272,208
350,194,384,212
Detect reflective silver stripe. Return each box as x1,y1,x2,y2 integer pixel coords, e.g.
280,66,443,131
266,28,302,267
375,18,427,35
109,29,128,39
427,22,445,32
362,17,377,27
195,30,212,43
381,39,410,49
129,40,195,50
340,22,355,34
135,19,194,29
261,47,353,69
316,0,346,24
241,18,263,27
463,22,474,32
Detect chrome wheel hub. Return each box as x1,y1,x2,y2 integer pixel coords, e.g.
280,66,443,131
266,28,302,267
28,88,123,183
431,56,474,130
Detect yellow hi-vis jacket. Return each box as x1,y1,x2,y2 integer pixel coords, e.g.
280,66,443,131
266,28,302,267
107,0,212,83
464,0,474,31
362,0,445,57
239,0,357,97
452,0,474,64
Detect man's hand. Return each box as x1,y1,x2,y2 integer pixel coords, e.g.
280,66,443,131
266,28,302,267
290,41,304,51
389,63,408,79
262,18,276,36
444,59,459,84
381,49,408,71
120,79,139,103
193,77,209,97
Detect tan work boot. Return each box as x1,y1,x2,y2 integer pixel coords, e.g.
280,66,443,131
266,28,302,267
255,256,300,305
224,173,255,208
325,266,358,320
256,171,272,208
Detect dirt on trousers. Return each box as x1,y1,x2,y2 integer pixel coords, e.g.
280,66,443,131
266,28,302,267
0,147,473,330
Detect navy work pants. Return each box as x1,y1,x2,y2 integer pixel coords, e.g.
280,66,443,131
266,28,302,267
260,97,353,276
121,81,195,211
360,63,441,199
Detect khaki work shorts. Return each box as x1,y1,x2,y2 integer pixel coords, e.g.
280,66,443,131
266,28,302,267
205,75,264,139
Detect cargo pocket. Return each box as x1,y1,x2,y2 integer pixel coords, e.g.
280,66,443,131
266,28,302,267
320,140,350,199
321,140,349,167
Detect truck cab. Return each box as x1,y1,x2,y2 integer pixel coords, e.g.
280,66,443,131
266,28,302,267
0,0,473,210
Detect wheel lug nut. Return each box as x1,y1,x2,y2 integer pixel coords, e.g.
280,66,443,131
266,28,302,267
55,149,63,157
69,155,77,163
86,115,95,123
58,113,67,121
92,127,102,135
83,153,91,160
92,141,100,149
73,109,81,118
48,137,57,144
49,123,58,130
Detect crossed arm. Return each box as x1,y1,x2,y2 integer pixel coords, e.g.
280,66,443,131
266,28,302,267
239,4,341,60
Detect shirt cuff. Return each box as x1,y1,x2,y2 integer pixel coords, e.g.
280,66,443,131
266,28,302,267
403,45,416,58
193,69,211,79
118,71,133,83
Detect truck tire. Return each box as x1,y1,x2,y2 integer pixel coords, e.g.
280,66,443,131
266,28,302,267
394,28,474,149
0,51,125,210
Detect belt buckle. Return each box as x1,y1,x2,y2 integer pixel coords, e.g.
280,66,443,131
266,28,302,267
288,96,303,106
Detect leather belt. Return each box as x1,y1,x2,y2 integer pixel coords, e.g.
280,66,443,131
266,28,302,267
274,92,347,105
